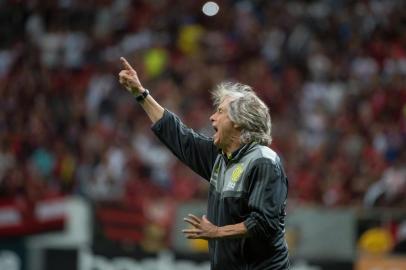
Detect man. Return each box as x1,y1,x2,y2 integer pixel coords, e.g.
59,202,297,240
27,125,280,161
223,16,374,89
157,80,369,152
118,57,290,270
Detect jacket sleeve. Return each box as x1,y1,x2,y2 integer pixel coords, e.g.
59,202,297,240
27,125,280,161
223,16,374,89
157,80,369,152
151,109,218,181
243,158,288,240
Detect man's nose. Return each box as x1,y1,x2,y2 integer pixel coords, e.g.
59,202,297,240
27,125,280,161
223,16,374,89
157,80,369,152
210,113,216,122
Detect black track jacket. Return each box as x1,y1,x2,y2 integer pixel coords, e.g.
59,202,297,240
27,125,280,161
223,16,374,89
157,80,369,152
152,110,290,270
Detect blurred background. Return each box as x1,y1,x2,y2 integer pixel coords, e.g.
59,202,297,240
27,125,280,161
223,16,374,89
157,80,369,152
0,0,405,269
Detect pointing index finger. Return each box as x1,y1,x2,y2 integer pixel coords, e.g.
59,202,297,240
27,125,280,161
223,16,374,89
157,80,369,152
120,57,134,72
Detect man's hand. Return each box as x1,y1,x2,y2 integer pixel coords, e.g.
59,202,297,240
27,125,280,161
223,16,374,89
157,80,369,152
182,214,219,240
118,57,144,95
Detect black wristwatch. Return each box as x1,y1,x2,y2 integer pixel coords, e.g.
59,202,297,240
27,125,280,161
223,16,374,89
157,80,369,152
135,89,149,102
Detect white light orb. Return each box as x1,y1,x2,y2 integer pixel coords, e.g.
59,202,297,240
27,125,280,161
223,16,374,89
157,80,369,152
202,1,219,16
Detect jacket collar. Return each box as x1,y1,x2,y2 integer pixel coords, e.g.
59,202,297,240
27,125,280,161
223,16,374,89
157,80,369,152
220,142,257,164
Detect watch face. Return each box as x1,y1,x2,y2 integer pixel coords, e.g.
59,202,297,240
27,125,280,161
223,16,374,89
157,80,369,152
136,89,149,102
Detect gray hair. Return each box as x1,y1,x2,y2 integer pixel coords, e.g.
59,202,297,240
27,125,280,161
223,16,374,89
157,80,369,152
211,82,272,145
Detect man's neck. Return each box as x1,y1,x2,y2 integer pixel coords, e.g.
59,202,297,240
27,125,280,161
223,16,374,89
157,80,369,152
223,142,243,159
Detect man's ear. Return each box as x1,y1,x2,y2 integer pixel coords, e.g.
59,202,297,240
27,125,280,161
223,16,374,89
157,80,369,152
233,123,241,130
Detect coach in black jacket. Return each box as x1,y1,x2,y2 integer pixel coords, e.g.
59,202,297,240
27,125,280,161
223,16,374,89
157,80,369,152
119,57,290,270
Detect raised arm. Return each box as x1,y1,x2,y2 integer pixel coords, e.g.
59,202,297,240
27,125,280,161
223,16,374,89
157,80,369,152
118,57,164,123
118,57,218,180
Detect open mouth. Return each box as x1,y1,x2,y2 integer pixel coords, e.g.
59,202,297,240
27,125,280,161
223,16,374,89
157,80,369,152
212,126,218,139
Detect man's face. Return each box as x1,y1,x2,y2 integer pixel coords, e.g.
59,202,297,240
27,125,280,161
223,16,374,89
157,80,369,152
209,97,240,151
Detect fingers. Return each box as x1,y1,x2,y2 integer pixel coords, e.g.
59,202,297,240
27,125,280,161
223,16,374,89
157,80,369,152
120,57,135,73
119,70,133,77
185,234,200,239
182,214,209,240
182,229,202,234
182,229,203,239
184,217,200,228
187,214,202,223
119,70,131,81
118,70,134,87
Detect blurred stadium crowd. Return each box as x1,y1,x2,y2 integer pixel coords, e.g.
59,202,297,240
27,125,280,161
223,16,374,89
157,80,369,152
0,0,405,220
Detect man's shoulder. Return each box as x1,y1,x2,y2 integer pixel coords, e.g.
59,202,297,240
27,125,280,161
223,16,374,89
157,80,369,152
246,144,279,163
